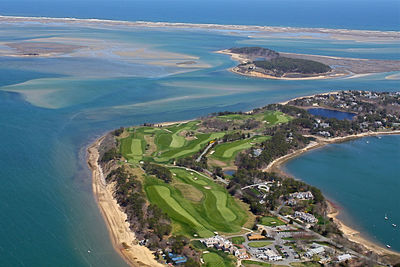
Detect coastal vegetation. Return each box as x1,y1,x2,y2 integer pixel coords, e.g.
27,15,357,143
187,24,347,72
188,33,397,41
253,58,331,76
96,90,400,266
224,47,332,79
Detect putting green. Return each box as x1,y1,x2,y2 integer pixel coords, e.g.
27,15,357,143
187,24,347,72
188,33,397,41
170,132,186,148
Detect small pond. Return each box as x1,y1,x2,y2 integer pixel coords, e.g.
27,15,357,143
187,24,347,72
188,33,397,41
307,108,356,120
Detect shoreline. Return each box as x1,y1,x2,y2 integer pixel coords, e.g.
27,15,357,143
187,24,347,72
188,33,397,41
230,66,345,81
217,49,400,80
87,94,400,265
216,50,344,81
1,15,399,42
87,137,164,267
264,130,400,256
326,201,400,257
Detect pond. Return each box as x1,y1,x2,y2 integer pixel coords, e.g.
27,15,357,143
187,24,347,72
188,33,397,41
307,108,356,120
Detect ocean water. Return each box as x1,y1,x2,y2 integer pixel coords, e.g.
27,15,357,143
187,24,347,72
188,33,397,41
1,0,399,31
0,20,399,266
284,136,400,252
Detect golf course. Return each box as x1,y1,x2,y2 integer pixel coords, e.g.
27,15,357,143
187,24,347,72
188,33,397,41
116,110,291,240
145,167,248,237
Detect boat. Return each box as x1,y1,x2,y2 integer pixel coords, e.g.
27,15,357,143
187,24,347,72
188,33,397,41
385,214,388,220
387,245,391,248
392,224,397,227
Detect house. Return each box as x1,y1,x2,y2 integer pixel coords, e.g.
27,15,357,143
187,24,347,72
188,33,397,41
290,191,314,200
294,211,318,224
287,199,297,206
305,246,324,258
253,148,263,157
317,131,331,137
337,254,352,262
320,122,330,128
234,248,249,259
254,248,282,261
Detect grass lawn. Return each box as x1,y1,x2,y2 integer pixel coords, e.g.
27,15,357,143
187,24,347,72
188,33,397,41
203,251,236,267
120,130,146,163
155,132,225,163
230,236,245,245
203,253,226,267
144,168,248,237
260,216,286,226
248,241,273,248
210,136,270,163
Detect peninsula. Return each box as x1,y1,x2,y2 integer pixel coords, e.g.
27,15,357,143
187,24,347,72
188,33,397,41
218,47,400,80
88,91,400,267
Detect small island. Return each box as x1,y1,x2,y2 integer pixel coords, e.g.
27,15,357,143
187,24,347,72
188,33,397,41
223,47,333,80
218,47,400,80
89,91,400,267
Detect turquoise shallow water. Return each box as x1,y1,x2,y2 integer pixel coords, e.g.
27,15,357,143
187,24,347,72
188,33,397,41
284,135,400,252
0,22,399,266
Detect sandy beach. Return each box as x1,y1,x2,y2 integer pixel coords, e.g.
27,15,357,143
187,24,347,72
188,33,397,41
217,49,400,80
326,201,400,257
1,15,399,43
87,137,164,267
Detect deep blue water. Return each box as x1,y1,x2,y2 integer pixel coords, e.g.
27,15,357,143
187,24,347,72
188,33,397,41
284,135,400,252
0,17,399,266
308,108,356,120
0,0,399,31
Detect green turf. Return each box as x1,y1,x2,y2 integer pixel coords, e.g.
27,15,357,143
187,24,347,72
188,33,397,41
155,132,172,151
248,241,273,248
210,136,270,163
155,132,225,162
211,190,237,222
230,236,245,245
260,216,286,226
203,253,226,267
144,168,248,237
146,184,212,237
216,111,290,127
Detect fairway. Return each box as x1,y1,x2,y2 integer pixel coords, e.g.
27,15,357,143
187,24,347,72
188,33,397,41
144,168,248,237
156,132,225,162
217,111,291,126
210,136,270,163
212,190,237,222
146,185,212,237
130,139,143,156
203,253,226,267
